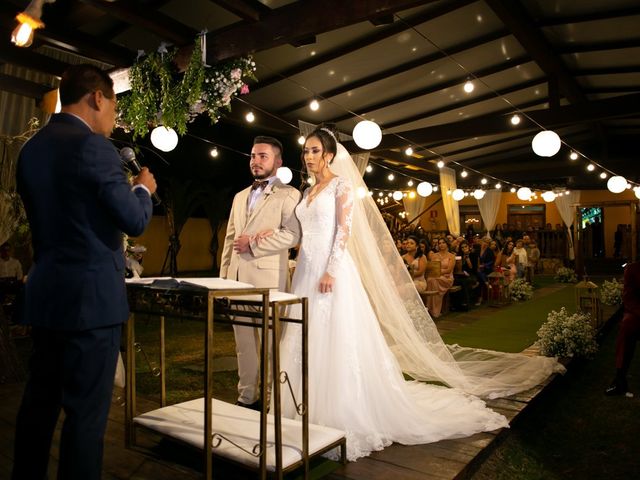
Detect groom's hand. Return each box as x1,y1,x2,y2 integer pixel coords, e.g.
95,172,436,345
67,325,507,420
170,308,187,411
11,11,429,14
234,235,252,254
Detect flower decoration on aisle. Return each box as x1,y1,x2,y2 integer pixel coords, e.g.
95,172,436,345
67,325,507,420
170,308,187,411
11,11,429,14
509,278,533,302
117,39,256,140
536,307,598,359
554,266,578,283
600,278,623,306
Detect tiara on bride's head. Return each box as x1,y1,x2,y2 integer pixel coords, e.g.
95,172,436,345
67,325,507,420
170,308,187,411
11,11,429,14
319,127,337,143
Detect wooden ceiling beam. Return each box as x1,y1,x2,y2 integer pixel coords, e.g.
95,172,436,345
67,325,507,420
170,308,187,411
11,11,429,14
537,6,640,27
484,0,587,104
279,29,511,115
0,44,68,77
209,0,270,22
78,0,197,45
250,0,475,93
344,92,640,152
557,37,640,54
206,0,452,63
572,65,640,76
0,73,52,99
36,27,134,68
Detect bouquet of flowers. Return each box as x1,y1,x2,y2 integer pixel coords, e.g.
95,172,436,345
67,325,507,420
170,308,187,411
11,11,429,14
600,278,623,306
510,278,533,301
536,307,598,358
555,266,577,283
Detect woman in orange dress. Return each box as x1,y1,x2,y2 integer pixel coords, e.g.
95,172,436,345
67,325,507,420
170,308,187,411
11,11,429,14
426,238,455,318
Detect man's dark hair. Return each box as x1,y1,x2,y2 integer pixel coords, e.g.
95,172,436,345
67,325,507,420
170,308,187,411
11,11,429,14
59,64,115,106
253,136,283,159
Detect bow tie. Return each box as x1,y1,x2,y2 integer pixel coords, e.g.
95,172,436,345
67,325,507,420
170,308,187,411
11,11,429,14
251,180,269,190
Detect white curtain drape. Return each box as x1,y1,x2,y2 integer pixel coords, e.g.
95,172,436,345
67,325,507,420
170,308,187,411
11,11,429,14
439,167,460,236
477,189,501,237
554,191,581,260
403,195,427,223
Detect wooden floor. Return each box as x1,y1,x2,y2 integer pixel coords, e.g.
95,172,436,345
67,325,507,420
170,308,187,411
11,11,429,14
0,284,580,480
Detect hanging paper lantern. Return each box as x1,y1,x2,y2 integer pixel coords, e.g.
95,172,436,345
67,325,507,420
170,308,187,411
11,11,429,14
607,176,627,194
542,191,556,202
352,120,382,150
452,189,465,201
416,182,433,197
392,190,403,201
531,130,561,157
517,187,532,201
472,189,485,200
634,187,640,200
276,166,293,184
150,126,178,152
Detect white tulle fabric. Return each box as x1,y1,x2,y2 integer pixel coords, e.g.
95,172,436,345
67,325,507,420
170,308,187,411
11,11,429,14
279,143,564,461
280,175,508,461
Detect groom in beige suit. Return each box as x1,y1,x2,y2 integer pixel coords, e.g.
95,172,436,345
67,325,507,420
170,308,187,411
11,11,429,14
220,136,301,408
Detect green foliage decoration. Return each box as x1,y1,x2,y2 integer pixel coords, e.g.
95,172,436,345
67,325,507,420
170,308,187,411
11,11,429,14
117,39,256,140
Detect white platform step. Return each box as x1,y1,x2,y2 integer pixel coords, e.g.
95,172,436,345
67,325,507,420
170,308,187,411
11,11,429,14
134,398,345,471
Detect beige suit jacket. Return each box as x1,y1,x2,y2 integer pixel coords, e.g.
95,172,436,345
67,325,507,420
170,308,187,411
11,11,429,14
220,179,301,291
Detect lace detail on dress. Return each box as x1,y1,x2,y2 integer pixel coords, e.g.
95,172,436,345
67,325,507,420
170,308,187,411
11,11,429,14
326,177,353,277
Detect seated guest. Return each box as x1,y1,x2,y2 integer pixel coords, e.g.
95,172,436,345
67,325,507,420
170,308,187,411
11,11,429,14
499,240,517,282
476,238,495,304
402,236,427,293
0,242,23,280
418,238,429,257
513,239,528,278
489,239,501,262
426,238,455,318
454,241,480,310
528,241,541,273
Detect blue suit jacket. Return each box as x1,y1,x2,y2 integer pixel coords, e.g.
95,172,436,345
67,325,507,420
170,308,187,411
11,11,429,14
17,113,153,330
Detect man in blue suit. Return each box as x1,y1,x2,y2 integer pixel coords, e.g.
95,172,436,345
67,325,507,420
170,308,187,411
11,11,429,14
12,64,157,479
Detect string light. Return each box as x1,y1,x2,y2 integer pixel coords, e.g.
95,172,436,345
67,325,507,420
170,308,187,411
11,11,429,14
387,173,395,181
437,160,445,168
298,135,305,145
209,147,218,158
404,146,413,156
463,80,474,93
365,164,373,173
569,151,579,160
587,164,595,172
510,114,521,125
460,170,468,178
309,99,320,111
245,111,255,123
480,178,487,185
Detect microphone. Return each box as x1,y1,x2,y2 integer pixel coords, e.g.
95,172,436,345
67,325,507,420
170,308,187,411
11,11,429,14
120,147,161,205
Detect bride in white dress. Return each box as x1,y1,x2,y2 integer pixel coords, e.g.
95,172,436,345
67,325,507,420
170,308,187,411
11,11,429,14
265,128,563,461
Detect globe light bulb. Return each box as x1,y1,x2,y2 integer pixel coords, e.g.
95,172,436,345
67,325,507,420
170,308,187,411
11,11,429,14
531,130,561,157
150,126,178,152
352,120,382,150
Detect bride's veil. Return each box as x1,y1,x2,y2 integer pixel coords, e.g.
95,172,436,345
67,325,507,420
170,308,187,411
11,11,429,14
328,141,564,399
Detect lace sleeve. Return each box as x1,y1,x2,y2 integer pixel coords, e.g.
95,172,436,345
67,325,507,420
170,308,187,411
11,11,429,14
326,177,354,277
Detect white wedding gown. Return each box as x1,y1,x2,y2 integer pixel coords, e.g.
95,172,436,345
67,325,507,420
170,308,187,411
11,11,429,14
280,176,508,461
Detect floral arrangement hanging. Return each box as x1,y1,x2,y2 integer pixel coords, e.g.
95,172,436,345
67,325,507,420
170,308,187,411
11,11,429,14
600,278,623,306
554,266,577,283
509,278,533,302
536,307,598,358
117,38,256,140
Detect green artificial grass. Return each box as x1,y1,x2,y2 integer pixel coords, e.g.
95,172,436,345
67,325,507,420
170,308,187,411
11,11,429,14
442,285,577,353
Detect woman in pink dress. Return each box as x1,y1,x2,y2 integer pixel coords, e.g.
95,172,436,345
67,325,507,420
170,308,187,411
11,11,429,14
426,238,455,317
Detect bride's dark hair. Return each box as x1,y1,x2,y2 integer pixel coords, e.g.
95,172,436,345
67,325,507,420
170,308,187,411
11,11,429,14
299,125,338,188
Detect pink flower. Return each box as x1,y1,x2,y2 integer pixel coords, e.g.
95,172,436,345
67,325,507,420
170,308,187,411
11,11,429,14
230,68,242,81
240,84,250,95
